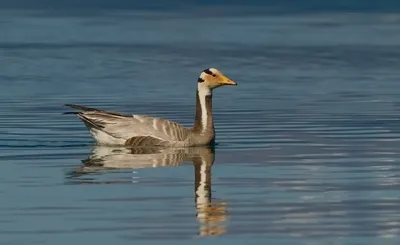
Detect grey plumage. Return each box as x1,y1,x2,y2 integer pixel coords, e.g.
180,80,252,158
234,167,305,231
64,68,237,147
65,103,195,146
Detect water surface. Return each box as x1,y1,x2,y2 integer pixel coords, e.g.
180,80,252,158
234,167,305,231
1,9,400,245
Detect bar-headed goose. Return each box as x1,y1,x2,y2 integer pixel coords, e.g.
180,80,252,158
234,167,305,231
65,68,237,147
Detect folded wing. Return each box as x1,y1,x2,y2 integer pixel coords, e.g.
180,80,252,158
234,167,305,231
65,104,191,145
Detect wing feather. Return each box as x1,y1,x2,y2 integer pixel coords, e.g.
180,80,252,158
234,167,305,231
124,136,167,146
66,104,191,143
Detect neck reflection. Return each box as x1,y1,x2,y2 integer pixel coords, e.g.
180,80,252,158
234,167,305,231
193,149,227,237
67,146,228,237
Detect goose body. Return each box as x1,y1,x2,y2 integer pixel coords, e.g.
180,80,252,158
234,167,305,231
65,68,237,147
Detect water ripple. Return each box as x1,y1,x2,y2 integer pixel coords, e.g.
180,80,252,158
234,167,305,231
1,10,400,245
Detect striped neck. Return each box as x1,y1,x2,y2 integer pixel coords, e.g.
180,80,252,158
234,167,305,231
193,84,214,134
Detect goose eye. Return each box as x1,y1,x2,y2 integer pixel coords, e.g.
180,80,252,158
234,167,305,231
212,74,216,77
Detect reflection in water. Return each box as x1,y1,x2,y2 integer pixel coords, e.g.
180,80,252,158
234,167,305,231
192,149,228,236
68,146,228,237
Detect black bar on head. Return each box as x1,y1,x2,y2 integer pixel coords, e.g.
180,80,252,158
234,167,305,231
198,77,205,83
203,69,213,75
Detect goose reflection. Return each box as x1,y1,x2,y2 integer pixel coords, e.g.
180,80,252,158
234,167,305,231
68,146,228,237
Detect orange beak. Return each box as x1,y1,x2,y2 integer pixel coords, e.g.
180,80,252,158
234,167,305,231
220,75,237,86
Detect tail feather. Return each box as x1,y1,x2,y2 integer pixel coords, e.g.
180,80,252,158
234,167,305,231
76,114,104,130
64,104,105,130
63,111,80,115
64,103,127,145
65,104,100,112
64,104,131,117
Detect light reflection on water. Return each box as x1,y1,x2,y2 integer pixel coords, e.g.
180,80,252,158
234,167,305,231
0,8,400,245
67,146,228,238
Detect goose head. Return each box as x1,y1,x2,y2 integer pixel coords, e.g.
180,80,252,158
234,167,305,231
197,68,237,90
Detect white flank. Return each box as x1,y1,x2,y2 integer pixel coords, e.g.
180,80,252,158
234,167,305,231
197,83,211,133
90,128,124,145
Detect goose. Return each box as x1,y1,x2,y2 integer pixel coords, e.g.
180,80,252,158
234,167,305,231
65,68,237,147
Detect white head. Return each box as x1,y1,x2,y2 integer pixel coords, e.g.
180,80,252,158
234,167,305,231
197,68,237,90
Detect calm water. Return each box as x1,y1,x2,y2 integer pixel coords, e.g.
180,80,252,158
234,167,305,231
1,8,400,245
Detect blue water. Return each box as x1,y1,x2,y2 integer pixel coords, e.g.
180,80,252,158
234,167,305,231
1,6,400,245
